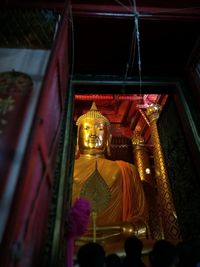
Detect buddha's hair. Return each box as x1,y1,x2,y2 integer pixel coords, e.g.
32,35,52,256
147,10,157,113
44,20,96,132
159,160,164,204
76,102,111,129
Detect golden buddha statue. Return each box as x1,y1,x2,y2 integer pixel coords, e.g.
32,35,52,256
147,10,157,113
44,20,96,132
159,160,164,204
72,102,148,245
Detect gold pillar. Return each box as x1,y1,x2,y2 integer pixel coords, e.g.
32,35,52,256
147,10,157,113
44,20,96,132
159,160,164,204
132,134,164,240
145,104,181,241
132,134,153,184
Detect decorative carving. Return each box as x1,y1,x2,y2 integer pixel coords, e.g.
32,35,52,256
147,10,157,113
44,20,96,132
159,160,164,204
132,133,152,183
0,71,33,94
76,102,111,129
158,99,200,241
132,133,145,146
0,96,15,134
132,132,163,239
80,165,111,213
0,71,33,134
145,104,162,123
145,104,181,241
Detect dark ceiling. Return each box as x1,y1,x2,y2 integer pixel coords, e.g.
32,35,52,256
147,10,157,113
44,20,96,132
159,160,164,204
70,2,200,78
0,0,199,78
72,17,199,77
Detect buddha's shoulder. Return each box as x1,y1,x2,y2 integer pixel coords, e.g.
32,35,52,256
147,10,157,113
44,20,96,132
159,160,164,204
75,157,134,167
75,157,117,165
75,157,135,170
99,159,137,177
100,158,136,171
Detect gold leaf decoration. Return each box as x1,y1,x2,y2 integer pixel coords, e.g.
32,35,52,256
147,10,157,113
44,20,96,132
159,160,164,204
80,164,111,214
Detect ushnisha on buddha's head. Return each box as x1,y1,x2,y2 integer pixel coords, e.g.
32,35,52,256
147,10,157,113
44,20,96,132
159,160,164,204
76,102,112,158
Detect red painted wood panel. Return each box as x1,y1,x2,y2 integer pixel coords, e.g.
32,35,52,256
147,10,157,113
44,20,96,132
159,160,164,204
0,5,70,267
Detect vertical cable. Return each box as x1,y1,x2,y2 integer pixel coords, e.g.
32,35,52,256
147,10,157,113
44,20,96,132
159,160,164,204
134,14,142,94
116,0,143,95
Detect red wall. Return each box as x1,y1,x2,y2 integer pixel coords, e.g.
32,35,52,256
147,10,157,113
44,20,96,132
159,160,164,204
0,6,70,267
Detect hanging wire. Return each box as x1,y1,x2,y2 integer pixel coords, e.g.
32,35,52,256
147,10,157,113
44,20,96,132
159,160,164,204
134,14,143,94
113,0,143,96
114,0,137,92
130,30,137,72
132,0,137,13
112,0,133,12
124,26,136,81
131,0,143,95
112,0,200,96
123,0,136,84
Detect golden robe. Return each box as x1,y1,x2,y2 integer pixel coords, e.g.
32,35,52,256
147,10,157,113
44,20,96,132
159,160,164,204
73,156,147,226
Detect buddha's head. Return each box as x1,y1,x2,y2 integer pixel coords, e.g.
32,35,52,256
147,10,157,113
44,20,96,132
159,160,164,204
76,102,112,157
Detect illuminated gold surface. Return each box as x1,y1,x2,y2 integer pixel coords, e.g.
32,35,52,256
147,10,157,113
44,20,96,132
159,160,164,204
146,104,181,241
132,134,152,183
77,118,109,157
76,102,110,129
145,104,162,123
76,102,112,157
80,167,111,213
75,221,148,243
132,133,163,239
80,167,111,242
73,103,148,246
132,134,145,146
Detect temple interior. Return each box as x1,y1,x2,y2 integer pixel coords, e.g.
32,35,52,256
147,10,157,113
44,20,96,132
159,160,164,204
0,1,200,267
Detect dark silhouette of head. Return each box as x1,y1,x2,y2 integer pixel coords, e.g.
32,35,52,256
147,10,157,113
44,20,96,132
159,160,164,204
77,242,105,267
149,239,178,267
124,236,143,259
106,253,122,267
176,239,200,267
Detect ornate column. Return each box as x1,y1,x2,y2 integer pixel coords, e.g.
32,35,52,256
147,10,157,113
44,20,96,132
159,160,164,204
132,134,153,184
132,134,163,239
145,104,181,241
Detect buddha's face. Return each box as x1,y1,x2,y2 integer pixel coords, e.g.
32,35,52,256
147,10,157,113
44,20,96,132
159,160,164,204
78,118,109,155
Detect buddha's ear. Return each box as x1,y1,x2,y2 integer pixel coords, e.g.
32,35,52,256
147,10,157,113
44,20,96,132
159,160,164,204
106,133,112,156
